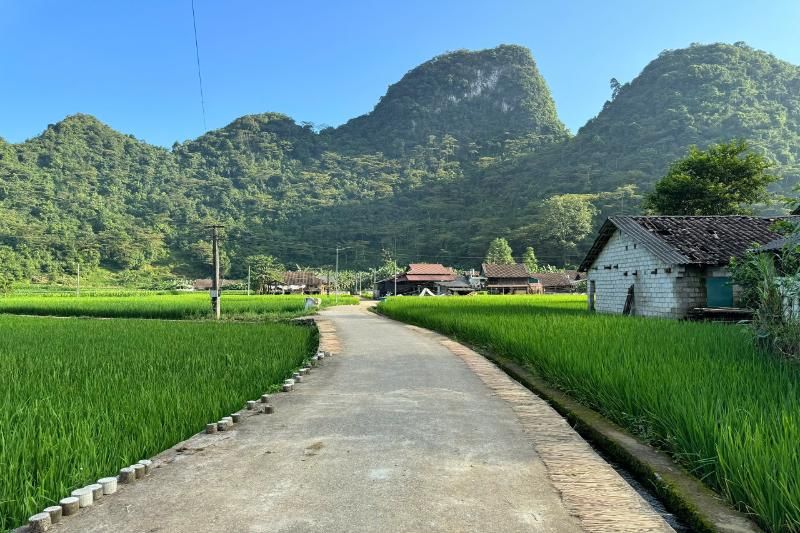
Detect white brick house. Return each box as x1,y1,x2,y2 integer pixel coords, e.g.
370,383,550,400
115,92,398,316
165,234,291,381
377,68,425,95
579,216,793,318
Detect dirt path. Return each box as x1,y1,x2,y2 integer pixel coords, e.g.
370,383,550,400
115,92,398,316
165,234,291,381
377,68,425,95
54,303,670,532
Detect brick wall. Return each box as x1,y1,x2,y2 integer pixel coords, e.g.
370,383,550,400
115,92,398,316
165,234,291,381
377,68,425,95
586,229,707,318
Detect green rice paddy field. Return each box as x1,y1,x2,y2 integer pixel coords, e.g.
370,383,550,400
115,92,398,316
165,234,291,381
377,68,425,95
379,295,800,532
0,293,358,320
0,314,316,530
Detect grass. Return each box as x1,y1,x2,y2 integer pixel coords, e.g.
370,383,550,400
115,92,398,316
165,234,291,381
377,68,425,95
0,293,359,320
379,295,800,532
0,315,315,530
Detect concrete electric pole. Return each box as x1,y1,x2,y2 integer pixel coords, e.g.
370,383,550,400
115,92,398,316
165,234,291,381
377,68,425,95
209,225,224,319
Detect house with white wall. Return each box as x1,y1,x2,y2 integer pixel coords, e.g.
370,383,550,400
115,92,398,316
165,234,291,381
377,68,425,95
578,216,793,318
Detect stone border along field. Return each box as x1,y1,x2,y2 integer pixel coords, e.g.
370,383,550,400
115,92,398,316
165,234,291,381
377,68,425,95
376,306,761,533
10,321,336,533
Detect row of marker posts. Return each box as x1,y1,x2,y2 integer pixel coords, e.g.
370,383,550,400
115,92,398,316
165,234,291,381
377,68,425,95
27,460,152,532
27,350,330,532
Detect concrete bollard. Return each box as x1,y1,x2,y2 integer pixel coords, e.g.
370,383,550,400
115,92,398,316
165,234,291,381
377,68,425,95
43,505,62,524
282,379,294,392
59,497,79,516
299,367,309,375
137,459,153,475
98,477,117,495
217,420,228,431
246,400,257,410
293,372,302,383
206,422,218,434
264,404,274,414
132,463,146,479
71,487,93,507
28,512,51,532
260,394,270,403
231,412,241,423
119,466,136,484
87,483,103,501
317,351,325,357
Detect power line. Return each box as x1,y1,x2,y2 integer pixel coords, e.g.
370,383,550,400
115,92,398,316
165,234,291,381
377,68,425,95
190,0,207,131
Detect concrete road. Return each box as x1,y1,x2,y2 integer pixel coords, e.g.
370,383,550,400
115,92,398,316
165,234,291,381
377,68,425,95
54,304,666,533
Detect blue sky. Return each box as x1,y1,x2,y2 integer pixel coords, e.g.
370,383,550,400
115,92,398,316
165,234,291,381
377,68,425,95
2,0,799,147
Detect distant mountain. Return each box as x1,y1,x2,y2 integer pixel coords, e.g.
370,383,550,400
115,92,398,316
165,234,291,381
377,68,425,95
0,43,799,285
328,45,569,156
495,42,800,201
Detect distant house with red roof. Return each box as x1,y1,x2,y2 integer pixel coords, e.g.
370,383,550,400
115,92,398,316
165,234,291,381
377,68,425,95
376,263,455,296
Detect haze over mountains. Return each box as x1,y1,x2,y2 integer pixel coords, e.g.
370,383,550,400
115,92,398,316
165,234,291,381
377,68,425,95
0,42,798,283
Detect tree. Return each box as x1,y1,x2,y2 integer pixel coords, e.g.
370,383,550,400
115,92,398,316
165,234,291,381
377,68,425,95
538,194,598,266
247,255,285,294
644,140,780,215
484,238,514,265
522,247,538,272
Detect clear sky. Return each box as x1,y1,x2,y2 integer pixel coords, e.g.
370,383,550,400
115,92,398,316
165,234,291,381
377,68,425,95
2,0,799,147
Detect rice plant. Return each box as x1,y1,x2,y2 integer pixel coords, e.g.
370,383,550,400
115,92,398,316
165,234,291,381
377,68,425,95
379,295,800,532
0,293,358,320
0,316,315,530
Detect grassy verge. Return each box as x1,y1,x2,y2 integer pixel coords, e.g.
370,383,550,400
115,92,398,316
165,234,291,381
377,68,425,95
0,316,315,530
379,295,800,532
0,293,359,320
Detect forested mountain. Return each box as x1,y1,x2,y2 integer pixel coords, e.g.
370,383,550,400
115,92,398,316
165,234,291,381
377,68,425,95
1,42,799,286
328,45,570,157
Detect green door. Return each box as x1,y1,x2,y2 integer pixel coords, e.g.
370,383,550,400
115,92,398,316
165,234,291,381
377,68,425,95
706,277,733,307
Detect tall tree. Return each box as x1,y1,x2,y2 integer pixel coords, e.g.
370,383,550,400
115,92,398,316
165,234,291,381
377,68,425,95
522,247,538,272
644,140,780,215
247,255,285,294
484,238,514,265
538,194,598,266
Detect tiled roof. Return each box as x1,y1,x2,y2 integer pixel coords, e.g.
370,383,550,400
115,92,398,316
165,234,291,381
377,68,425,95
580,216,797,271
282,271,322,286
482,263,530,278
193,279,240,289
530,271,582,287
407,263,454,275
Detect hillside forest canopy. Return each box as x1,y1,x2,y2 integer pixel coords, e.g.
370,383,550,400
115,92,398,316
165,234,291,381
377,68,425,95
0,42,799,287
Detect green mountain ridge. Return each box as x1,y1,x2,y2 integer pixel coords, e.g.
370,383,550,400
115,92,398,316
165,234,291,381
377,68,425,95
0,42,798,284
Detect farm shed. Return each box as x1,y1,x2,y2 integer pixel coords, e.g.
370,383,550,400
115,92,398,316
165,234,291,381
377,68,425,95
530,270,585,293
436,276,477,295
579,216,795,318
278,271,324,294
192,279,240,291
376,263,456,296
482,263,532,294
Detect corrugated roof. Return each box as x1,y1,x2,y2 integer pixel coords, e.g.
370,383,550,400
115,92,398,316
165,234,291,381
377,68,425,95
407,263,454,275
580,216,796,271
482,263,530,278
405,274,456,282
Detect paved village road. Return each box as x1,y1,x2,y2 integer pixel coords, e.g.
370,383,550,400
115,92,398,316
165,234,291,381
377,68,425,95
54,303,670,533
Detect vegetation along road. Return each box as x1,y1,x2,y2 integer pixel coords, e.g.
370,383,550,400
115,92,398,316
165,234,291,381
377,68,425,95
48,302,670,533
380,295,800,532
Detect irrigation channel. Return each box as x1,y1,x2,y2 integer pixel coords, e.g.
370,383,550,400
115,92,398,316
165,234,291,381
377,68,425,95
598,451,690,531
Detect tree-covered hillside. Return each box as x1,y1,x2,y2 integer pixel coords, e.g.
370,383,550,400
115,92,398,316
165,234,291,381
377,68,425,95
1,42,799,286
328,45,570,157
493,42,800,199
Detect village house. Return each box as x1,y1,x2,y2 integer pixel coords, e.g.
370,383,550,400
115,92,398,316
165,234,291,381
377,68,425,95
579,216,793,318
277,271,324,294
376,263,456,296
529,270,585,294
481,263,532,294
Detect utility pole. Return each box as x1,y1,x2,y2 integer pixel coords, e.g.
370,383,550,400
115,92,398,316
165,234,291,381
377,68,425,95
247,265,251,296
209,225,224,319
76,262,80,297
335,246,349,304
